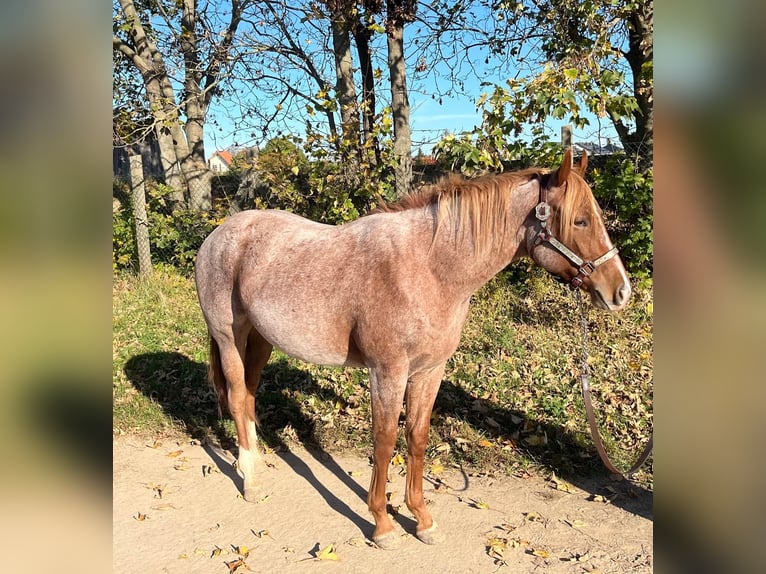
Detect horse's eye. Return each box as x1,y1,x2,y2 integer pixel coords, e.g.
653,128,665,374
574,218,589,228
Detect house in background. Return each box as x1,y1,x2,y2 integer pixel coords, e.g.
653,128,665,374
208,150,233,173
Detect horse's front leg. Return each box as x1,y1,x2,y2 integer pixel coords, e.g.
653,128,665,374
405,365,447,545
367,365,408,550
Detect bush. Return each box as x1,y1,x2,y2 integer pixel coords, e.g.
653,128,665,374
112,179,227,275
589,155,653,281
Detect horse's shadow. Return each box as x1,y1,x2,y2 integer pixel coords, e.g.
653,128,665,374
123,351,651,540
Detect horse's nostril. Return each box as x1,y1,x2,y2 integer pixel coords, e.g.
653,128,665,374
616,283,632,305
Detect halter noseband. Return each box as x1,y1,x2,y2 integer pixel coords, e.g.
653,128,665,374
532,179,619,290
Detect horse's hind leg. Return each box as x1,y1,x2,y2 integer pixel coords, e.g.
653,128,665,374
405,365,447,545
215,326,270,501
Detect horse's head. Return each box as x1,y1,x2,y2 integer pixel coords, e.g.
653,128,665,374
527,149,632,311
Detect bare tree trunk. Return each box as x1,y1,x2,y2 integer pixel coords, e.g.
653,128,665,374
129,154,152,276
154,125,185,205
328,5,360,166
386,8,412,196
352,15,380,166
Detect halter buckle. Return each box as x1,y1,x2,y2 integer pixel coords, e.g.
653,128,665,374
579,261,596,276
534,201,551,222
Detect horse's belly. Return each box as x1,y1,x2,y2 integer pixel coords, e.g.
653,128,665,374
249,307,357,367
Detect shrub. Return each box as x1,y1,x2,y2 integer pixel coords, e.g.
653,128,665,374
112,180,227,275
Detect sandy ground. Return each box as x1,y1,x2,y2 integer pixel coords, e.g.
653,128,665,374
113,436,652,573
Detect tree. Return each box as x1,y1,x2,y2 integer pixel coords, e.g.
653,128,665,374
386,0,417,196
495,0,653,165
113,0,251,210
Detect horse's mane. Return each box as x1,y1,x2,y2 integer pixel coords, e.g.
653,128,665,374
374,167,599,254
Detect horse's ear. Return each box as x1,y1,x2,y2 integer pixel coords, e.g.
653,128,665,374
576,150,588,175
555,148,573,187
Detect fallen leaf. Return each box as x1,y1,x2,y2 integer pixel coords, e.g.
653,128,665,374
211,546,224,557
498,521,516,533
225,558,251,573
167,450,183,458
530,548,550,558
133,512,147,521
550,473,573,493
315,543,340,561
434,442,451,453
566,519,588,529
429,461,445,475
178,553,188,559
478,439,494,448
148,440,162,449
173,464,188,471
347,470,363,477
486,535,508,559
391,454,405,466
562,552,590,562
473,499,490,510
232,545,250,558
523,512,544,523
251,529,273,539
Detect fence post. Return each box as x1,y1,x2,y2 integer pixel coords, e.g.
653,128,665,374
561,124,572,150
129,153,152,276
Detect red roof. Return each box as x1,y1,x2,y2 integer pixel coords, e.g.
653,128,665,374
211,150,233,165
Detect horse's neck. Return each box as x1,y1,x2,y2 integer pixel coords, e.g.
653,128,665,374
427,180,536,298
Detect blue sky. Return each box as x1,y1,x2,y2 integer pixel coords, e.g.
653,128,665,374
202,8,621,159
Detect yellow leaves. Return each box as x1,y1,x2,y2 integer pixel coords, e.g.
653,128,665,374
132,511,147,521
314,543,340,561
347,470,363,478
530,548,550,558
471,499,490,510
429,461,445,475
166,449,183,458
548,473,573,493
225,558,252,573
391,453,405,466
478,439,494,448
565,519,588,529
523,511,545,523
290,166,300,176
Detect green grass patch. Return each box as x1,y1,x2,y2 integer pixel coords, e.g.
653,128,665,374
113,265,652,486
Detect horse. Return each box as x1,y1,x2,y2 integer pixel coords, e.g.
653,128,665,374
194,148,631,549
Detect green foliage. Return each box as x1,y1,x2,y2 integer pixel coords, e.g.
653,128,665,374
112,180,227,274
243,120,396,225
433,86,562,175
589,155,654,280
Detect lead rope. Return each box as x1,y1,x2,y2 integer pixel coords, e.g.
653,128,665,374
575,289,654,478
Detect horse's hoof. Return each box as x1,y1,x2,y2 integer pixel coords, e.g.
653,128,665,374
243,487,260,502
373,531,402,550
416,524,445,545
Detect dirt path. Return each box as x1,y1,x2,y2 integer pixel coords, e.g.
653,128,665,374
113,436,652,573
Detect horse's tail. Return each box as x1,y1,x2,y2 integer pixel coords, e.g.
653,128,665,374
207,334,228,417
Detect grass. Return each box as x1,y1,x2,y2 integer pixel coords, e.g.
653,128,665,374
113,264,653,486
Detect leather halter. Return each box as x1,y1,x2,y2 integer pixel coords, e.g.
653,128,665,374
532,178,619,289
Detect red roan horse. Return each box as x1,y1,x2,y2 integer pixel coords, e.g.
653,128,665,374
195,149,631,549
